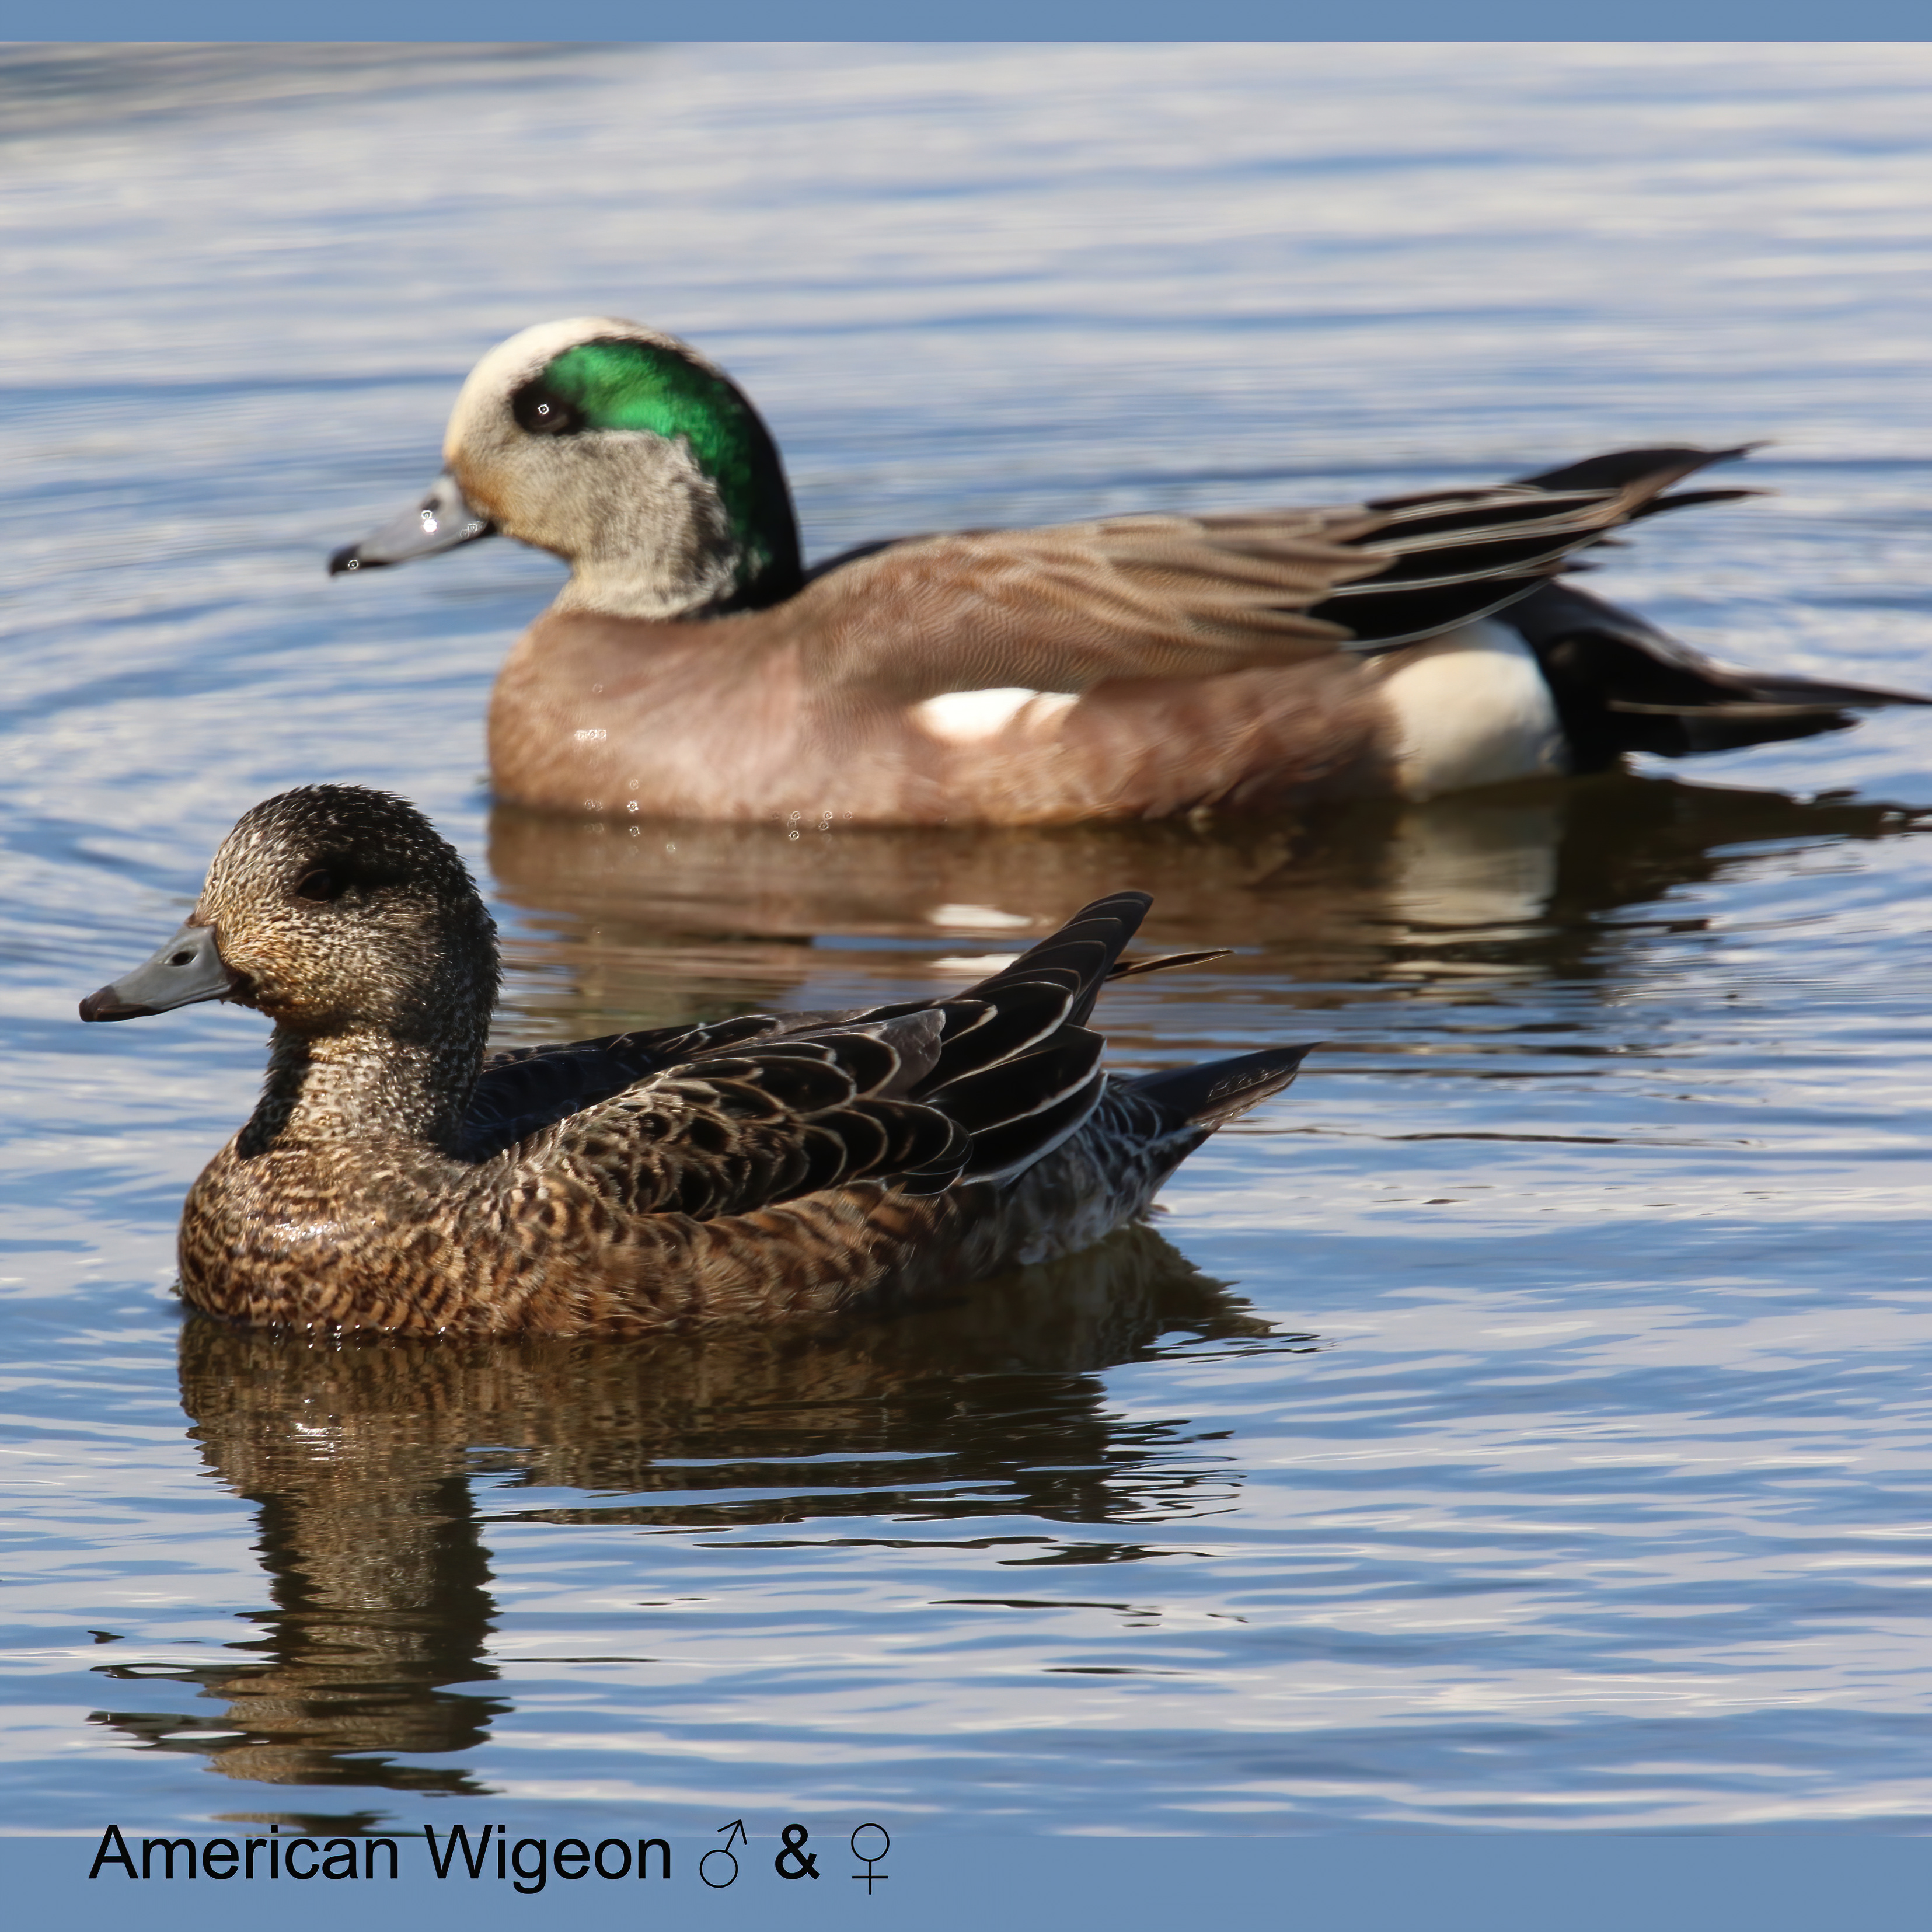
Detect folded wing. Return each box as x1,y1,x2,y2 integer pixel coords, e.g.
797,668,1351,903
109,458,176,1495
800,448,1755,699
512,892,1156,1217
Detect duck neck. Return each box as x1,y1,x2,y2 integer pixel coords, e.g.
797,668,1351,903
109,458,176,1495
550,479,804,622
554,553,749,622
242,1021,485,1159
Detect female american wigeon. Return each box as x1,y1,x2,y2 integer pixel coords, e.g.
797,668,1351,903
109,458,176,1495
79,785,1308,1335
330,318,1924,824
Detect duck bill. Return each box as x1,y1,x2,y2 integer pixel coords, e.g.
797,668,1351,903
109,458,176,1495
327,471,496,575
79,919,238,1022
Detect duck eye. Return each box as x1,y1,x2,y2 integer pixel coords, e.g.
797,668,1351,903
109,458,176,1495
512,382,584,437
294,869,339,903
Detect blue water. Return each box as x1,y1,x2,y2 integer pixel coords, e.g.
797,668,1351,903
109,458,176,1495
2,44,1931,1837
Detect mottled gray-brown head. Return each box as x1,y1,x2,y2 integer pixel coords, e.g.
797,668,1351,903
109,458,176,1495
194,786,498,1045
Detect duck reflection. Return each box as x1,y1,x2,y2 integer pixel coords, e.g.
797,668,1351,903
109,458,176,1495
90,1225,1291,1797
86,774,1921,1800
485,772,1924,1038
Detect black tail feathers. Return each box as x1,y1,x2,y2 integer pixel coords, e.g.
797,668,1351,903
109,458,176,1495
1512,444,1760,495
1511,580,1930,768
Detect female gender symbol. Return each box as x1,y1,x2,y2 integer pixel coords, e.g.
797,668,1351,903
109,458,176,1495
850,1823,890,1893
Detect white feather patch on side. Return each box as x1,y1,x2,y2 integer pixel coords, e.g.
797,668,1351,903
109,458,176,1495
1376,620,1571,801
914,686,1079,745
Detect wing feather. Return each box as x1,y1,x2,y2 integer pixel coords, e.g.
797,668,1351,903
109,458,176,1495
797,449,1753,697
506,892,1152,1222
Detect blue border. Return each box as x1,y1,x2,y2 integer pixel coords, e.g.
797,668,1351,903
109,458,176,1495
4,1831,1931,1929
13,5,1932,41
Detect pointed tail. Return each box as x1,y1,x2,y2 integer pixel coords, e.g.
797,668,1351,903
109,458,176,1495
1128,1044,1316,1129
1511,580,1930,766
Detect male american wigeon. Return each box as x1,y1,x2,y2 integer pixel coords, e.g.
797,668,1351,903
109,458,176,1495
332,318,1924,824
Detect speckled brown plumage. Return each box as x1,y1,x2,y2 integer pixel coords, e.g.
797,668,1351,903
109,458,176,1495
82,786,1313,1336
330,318,1927,821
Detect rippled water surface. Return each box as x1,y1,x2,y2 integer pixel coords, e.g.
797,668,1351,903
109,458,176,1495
4,44,1932,1836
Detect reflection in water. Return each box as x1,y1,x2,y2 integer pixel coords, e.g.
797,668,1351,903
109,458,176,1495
90,1226,1292,1800
487,773,1924,1035
78,775,1931,1821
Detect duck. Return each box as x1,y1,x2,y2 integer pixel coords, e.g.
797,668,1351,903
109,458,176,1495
78,784,1311,1335
329,317,1926,825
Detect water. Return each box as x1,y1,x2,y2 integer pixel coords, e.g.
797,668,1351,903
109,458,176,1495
3,43,1932,1837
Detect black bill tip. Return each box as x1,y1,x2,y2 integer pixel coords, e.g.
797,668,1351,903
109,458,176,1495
327,542,386,577
79,986,157,1023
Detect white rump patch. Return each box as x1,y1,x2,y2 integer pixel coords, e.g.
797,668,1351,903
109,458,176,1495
914,686,1079,745
1378,622,1570,801
929,953,1024,974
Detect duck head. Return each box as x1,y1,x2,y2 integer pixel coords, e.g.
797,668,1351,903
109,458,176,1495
82,786,498,1052
329,317,805,620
